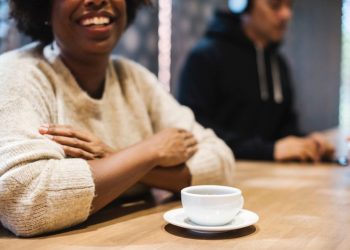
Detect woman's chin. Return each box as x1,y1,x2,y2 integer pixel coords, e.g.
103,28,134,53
81,40,117,56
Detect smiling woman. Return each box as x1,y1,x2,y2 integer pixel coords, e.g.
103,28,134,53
0,0,235,237
9,0,149,44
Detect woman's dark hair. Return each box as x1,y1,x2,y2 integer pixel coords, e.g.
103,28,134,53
9,0,152,45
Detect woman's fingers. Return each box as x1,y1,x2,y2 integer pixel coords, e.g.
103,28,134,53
186,145,198,158
39,124,91,142
45,134,94,154
185,137,198,147
39,124,114,159
62,145,95,160
178,129,198,147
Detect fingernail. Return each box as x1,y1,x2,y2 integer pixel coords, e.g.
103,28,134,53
39,126,49,133
41,124,50,127
44,134,53,140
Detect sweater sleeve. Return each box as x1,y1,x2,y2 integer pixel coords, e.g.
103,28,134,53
125,60,235,186
0,60,95,237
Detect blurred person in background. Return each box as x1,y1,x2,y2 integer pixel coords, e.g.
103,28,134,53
178,0,334,162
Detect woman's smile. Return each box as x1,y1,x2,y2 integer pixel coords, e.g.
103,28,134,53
51,0,126,56
76,11,118,40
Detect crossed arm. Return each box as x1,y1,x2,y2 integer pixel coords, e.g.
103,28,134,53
39,124,196,213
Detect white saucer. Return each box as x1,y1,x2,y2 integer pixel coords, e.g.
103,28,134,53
163,208,259,233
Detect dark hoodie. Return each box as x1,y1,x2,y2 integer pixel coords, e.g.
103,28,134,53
177,10,301,160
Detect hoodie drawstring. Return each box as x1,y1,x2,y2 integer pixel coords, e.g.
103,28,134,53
255,47,283,103
271,55,283,103
256,47,269,101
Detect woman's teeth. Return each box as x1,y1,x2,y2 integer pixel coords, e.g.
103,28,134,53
81,17,111,26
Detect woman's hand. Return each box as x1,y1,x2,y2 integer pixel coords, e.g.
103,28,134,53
39,124,114,160
143,128,198,167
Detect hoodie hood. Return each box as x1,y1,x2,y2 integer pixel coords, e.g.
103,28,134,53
206,10,253,50
205,10,283,103
205,10,280,51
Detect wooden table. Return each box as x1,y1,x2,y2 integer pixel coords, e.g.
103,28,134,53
1,161,350,250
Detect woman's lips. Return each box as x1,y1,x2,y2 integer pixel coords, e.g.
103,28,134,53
79,16,113,27
76,14,116,39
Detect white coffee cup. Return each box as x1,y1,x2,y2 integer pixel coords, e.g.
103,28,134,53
181,185,244,226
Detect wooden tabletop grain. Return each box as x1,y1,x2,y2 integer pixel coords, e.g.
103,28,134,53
1,161,350,250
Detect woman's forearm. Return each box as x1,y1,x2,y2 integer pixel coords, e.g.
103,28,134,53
88,141,158,214
140,165,191,193
40,127,197,214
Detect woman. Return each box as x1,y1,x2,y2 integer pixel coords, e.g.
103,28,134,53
0,0,235,237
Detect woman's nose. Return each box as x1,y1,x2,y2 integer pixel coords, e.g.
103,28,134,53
84,0,108,9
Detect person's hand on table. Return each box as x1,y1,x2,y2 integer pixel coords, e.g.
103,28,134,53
274,136,320,162
39,124,114,160
307,132,335,160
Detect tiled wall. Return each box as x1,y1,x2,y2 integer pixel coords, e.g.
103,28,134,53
171,0,226,92
115,4,159,75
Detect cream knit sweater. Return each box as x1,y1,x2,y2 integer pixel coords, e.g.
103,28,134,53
0,43,235,237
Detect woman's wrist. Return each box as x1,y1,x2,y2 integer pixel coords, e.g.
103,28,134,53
135,139,161,168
